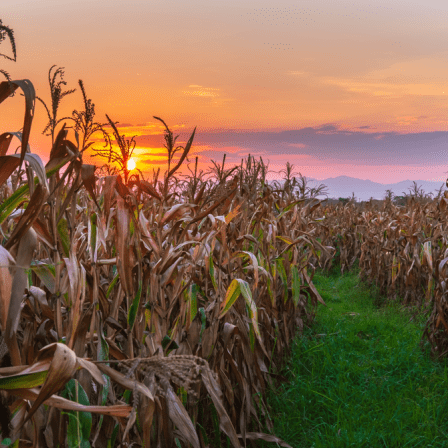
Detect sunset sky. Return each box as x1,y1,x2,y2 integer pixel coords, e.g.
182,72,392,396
2,0,448,184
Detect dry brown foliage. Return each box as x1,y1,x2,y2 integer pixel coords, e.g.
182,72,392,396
0,61,333,446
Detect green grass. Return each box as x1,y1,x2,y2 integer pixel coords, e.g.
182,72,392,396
264,261,448,448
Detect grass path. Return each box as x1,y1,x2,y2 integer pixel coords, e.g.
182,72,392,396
264,262,448,448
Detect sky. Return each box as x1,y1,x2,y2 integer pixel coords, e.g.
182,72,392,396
1,0,448,184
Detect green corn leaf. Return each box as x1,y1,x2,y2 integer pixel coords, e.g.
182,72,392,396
219,279,242,318
0,184,28,225
62,379,92,448
209,255,218,291
108,425,119,448
57,218,70,258
162,335,179,351
0,370,48,390
0,157,70,225
88,212,98,263
130,216,135,237
106,274,119,298
123,389,132,404
199,308,206,343
180,386,188,407
1,439,18,448
27,268,33,286
249,323,255,352
188,283,198,323
127,280,142,330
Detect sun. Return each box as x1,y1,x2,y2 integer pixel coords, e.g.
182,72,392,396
127,158,136,171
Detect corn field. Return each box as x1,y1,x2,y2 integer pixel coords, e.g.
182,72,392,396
2,17,448,448
0,82,333,445
0,25,334,443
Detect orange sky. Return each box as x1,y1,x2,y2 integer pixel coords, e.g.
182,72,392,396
2,0,448,183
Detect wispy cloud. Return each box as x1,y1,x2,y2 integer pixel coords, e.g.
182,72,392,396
182,85,220,98
320,56,448,100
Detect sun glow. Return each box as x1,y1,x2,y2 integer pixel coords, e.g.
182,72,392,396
127,158,136,171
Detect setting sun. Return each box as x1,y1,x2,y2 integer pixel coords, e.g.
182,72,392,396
127,158,136,171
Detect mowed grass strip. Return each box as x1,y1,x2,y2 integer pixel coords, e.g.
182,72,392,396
264,261,448,448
